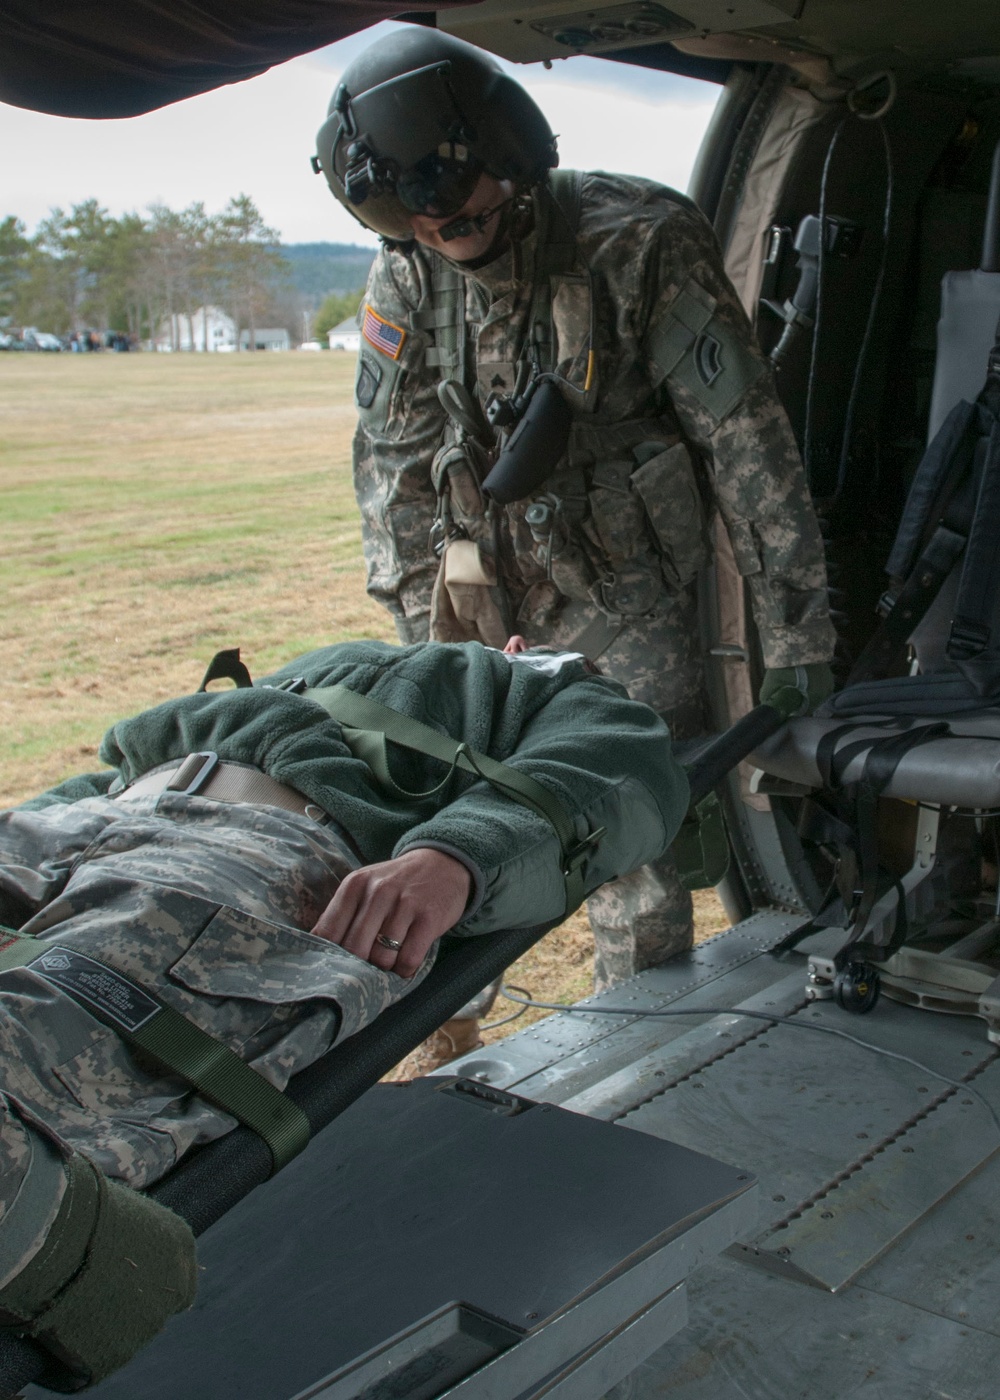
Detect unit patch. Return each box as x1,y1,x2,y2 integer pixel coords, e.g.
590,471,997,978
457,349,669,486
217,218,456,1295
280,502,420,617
694,332,723,387
361,305,407,360
355,353,383,409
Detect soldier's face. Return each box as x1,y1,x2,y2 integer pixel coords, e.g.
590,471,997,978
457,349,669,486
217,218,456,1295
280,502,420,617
409,173,515,262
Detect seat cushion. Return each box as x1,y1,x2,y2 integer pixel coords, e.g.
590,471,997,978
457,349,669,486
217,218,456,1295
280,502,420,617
751,714,1000,807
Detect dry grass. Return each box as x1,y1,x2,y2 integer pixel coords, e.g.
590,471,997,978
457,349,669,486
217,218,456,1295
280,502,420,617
0,351,728,1026
0,351,393,806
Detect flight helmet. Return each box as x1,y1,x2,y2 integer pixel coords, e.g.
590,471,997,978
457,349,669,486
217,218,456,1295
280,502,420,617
313,27,558,241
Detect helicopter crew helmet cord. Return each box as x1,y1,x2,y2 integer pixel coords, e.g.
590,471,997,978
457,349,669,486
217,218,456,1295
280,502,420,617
803,74,896,501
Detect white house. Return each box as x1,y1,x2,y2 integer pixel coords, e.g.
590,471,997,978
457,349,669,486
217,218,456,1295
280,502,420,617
155,306,236,352
239,327,290,352
327,318,361,352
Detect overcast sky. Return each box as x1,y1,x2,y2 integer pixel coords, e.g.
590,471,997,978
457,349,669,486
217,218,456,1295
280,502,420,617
1,22,720,247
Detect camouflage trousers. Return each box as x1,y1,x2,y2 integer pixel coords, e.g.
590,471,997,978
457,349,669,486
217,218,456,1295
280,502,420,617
0,791,429,1219
525,584,705,992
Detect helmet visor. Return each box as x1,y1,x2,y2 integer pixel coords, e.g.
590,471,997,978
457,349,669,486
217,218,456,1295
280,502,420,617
395,150,484,217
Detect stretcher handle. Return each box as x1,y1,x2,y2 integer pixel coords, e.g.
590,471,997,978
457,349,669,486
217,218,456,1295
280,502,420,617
683,703,787,808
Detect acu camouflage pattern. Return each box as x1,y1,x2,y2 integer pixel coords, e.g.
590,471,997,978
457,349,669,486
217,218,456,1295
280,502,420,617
352,171,834,977
352,170,835,672
0,792,426,1206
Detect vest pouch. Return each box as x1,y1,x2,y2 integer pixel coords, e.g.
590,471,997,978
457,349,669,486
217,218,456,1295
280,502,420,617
546,517,598,604
588,458,665,616
432,441,489,533
597,567,661,618
430,539,509,648
631,442,709,590
551,273,597,410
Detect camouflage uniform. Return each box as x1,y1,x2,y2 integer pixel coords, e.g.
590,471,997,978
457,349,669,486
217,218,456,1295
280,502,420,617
0,639,686,1283
353,172,835,986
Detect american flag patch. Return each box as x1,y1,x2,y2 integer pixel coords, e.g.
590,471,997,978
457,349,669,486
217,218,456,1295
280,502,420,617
361,305,406,360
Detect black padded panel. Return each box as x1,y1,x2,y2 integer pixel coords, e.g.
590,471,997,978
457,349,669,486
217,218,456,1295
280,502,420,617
78,1079,752,1400
0,1,451,118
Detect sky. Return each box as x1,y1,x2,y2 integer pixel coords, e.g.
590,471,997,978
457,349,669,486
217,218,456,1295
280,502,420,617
1,22,720,247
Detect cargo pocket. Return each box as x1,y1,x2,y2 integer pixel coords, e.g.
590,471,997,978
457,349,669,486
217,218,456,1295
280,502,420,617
631,442,709,590
53,1026,187,1117
167,905,412,1051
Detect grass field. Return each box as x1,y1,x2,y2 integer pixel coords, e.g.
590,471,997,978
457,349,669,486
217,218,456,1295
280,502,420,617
0,352,728,1038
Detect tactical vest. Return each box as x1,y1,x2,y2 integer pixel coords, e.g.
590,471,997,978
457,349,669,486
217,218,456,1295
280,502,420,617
422,170,710,652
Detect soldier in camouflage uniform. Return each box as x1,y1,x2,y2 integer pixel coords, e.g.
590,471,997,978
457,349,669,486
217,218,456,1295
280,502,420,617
0,636,686,1385
313,28,835,1014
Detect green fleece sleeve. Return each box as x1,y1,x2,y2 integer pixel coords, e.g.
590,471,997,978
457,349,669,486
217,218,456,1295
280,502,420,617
395,662,689,934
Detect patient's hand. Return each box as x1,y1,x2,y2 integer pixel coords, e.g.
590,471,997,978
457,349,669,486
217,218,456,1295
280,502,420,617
310,847,472,978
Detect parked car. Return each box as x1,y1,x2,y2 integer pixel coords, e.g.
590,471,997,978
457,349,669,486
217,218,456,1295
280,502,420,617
22,328,63,351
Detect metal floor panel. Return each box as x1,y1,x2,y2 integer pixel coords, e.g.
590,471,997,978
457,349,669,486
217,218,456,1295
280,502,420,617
440,914,1000,1392
858,1158,1000,1337
625,1253,1000,1399
461,913,1000,1295
443,914,801,1102
604,992,1000,1290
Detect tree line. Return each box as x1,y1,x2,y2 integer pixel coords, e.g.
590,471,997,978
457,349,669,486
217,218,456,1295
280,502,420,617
0,196,298,347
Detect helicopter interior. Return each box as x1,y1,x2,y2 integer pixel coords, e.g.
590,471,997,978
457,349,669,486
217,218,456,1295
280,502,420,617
7,3,1000,1398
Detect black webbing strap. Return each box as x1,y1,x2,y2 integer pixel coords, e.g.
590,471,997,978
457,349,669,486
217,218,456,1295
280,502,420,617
772,721,946,959
304,684,603,915
848,402,981,684
841,723,949,958
948,411,1000,688
0,933,309,1174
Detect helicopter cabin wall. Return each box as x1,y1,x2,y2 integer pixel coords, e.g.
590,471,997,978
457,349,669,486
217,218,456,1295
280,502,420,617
753,82,1000,676
698,69,1000,919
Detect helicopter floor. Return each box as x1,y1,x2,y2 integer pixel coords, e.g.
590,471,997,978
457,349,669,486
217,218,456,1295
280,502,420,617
442,912,1000,1397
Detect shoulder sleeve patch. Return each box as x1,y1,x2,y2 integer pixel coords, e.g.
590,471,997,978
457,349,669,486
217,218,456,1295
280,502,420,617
647,276,765,425
355,353,382,409
361,304,407,361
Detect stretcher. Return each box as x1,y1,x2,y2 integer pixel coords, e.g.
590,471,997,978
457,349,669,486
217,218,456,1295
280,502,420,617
0,704,784,1399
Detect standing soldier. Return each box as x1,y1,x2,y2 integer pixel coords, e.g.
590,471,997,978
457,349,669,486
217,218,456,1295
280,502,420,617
313,27,835,1054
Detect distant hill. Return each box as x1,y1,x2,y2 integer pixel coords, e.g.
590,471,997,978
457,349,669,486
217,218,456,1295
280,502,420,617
280,242,377,303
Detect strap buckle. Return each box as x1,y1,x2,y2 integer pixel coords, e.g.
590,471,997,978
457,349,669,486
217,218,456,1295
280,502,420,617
947,620,991,659
562,826,607,876
166,751,219,796
876,589,897,619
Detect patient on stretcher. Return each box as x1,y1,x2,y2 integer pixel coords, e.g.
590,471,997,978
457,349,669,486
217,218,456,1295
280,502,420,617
0,637,687,1388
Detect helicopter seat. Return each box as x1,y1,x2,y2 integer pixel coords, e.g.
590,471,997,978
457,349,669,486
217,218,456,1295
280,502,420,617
749,709,1000,810
742,142,1000,1030
747,708,1000,1037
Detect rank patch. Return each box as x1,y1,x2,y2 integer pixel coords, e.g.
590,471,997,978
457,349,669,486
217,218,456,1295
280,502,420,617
362,305,406,360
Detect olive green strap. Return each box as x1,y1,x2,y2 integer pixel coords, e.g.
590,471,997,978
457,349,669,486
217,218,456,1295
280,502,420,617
304,684,603,914
0,934,309,1173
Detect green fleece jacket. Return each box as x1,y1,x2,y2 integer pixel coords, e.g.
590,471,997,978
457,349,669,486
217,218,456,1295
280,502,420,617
28,641,688,936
